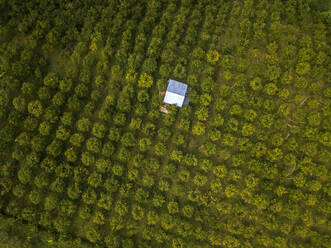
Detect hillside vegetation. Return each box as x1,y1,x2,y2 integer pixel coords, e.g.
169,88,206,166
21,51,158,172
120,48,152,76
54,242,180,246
0,0,330,247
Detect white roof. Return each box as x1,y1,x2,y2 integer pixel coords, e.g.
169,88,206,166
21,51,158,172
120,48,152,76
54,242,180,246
164,91,185,107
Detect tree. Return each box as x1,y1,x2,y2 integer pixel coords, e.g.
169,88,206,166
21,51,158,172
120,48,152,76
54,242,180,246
88,172,102,188
69,133,85,147
13,184,25,198
79,204,92,220
208,128,221,141
75,83,88,98
138,72,153,88
212,165,227,179
172,238,184,248
221,55,234,69
193,174,208,187
23,116,39,131
93,210,105,225
225,184,238,198
44,194,58,211
201,77,216,93
56,125,70,140
266,65,281,81
121,132,136,147
38,86,51,100
160,214,175,230
77,118,91,132
92,122,106,138
16,132,31,146
152,194,165,208
167,201,179,215
34,172,49,189
154,142,166,156
113,112,126,126
59,79,72,92
52,92,66,106
142,57,157,73
46,140,62,157
86,137,101,153
98,192,112,210
112,164,124,177
28,100,43,117
206,49,220,64
173,63,186,79
12,96,26,112
264,83,278,95
200,142,216,156
53,216,71,233
192,122,205,136
29,189,41,205
129,118,142,130
132,205,144,221
137,90,149,102
147,210,159,225
108,127,121,142
244,109,257,122
296,62,311,75
122,239,134,248
172,133,185,146
267,148,283,162
114,200,128,217
67,95,82,112
50,177,65,193
82,187,97,205
195,107,209,121
142,174,155,187
65,147,77,162
116,92,131,112
170,150,183,162
67,182,81,200
159,63,171,77
21,82,34,96
81,152,95,167
138,138,151,152
102,142,115,157
60,112,73,126
44,106,60,124
157,127,171,141
242,123,256,137
182,205,194,218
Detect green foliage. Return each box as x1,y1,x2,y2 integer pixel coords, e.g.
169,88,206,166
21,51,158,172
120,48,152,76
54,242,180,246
69,133,85,147
206,49,220,65
28,100,43,117
12,96,26,112
56,125,70,140
77,118,91,132
138,72,153,88
0,2,328,248
88,172,102,188
81,151,95,167
92,122,106,138
46,140,62,157
86,137,101,153
60,112,73,126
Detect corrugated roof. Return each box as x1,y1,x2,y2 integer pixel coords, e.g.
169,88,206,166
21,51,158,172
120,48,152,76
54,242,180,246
167,79,188,96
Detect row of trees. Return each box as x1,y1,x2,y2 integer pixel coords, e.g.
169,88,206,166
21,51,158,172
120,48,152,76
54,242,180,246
0,0,330,247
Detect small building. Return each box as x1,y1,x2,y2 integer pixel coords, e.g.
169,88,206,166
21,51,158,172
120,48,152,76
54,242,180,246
163,79,189,107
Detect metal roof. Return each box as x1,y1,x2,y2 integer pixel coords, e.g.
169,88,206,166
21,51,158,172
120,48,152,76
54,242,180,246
164,91,185,107
166,79,188,96
163,79,188,107
183,97,189,105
